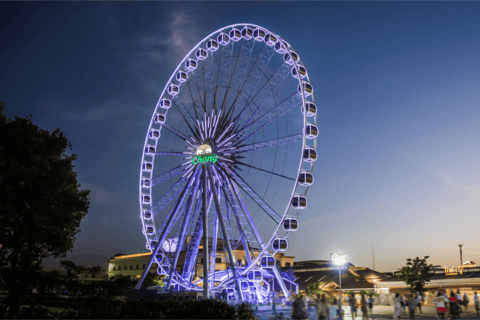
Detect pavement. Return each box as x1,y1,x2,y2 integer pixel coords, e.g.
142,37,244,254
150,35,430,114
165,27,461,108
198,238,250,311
254,304,480,320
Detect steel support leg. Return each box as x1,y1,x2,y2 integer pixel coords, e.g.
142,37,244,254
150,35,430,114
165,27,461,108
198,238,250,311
202,164,209,299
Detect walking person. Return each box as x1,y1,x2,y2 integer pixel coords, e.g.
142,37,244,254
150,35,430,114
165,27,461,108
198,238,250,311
367,294,374,318
474,291,479,317
393,293,403,320
416,292,423,314
449,291,461,320
463,293,469,313
317,294,328,320
401,294,407,315
433,292,449,320
360,295,368,320
407,294,419,320
349,293,358,319
292,294,308,320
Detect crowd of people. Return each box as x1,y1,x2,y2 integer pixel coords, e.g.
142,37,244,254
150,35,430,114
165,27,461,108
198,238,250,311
273,290,480,320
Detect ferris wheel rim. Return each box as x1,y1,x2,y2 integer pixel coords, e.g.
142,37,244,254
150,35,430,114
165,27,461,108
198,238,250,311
138,23,317,293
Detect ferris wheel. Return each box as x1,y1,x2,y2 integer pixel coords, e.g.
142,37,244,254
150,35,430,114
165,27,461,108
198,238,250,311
136,24,318,303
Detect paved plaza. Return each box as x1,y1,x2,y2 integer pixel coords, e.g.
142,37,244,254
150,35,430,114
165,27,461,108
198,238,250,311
254,304,480,320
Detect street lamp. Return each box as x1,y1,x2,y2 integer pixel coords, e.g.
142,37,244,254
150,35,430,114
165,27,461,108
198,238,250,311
459,244,463,266
331,252,348,320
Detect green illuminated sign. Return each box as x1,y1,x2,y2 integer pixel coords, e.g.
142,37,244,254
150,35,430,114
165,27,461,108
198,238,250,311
192,154,218,164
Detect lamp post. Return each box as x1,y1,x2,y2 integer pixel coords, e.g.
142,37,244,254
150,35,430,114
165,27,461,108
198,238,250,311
332,252,348,320
459,244,463,266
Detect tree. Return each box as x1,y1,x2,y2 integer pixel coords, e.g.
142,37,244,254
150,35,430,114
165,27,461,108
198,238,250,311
397,256,434,294
0,102,90,315
105,274,137,296
60,260,85,292
141,272,166,289
86,265,102,278
306,281,327,296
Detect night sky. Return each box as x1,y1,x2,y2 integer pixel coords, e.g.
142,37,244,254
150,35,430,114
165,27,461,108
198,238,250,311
1,2,480,272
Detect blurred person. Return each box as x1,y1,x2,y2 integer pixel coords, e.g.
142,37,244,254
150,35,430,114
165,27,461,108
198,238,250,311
473,291,479,316
317,294,328,320
416,292,423,314
394,293,403,320
462,293,469,313
292,294,308,320
360,295,368,320
433,292,448,320
349,293,358,319
367,294,374,317
449,291,461,320
407,294,419,320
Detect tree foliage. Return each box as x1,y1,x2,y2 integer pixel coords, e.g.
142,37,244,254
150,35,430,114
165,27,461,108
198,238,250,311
0,102,90,314
398,256,434,294
306,281,327,296
141,272,166,289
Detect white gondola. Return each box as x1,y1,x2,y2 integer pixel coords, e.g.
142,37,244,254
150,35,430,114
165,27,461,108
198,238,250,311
217,32,230,46
241,26,253,40
185,59,197,71
291,195,307,210
168,84,180,96
142,161,153,172
143,210,152,220
154,113,166,124
146,225,154,235
284,51,299,65
195,48,208,60
144,145,155,156
303,147,317,162
298,171,314,186
297,82,313,97
155,251,164,263
253,28,266,42
260,255,276,268
274,40,288,54
283,216,299,231
149,239,157,248
149,129,160,140
305,124,318,139
142,178,152,187
301,102,317,117
229,28,241,41
142,194,151,204
272,238,288,252
206,39,219,52
265,33,278,46
176,71,188,82
291,65,307,79
240,280,249,291
247,269,263,282
158,98,171,109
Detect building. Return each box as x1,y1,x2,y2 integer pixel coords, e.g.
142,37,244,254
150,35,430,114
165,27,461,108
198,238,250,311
285,260,389,294
107,241,295,282
376,261,480,300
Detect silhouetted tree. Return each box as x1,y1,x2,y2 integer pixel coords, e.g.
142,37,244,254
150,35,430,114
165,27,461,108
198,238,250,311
0,102,90,315
398,256,434,294
141,272,166,289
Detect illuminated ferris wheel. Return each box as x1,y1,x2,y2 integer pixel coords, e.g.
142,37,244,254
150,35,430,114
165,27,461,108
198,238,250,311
136,23,318,303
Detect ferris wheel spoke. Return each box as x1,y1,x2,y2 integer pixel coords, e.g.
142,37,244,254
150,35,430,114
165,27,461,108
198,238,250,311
181,194,211,283
206,165,244,301
213,40,235,112
221,185,253,266
228,133,303,155
228,170,281,224
153,151,190,156
160,123,190,142
170,99,199,137
235,92,303,146
151,165,188,187
234,160,295,181
236,62,292,129
225,42,273,116
166,178,201,289
149,178,187,218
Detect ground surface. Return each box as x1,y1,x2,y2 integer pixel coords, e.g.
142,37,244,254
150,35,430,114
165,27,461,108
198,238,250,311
255,304,480,320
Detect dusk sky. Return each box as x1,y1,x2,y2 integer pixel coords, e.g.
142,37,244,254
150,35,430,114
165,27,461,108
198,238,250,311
1,2,479,272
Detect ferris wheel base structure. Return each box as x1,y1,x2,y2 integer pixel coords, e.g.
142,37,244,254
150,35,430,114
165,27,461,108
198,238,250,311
136,23,317,304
